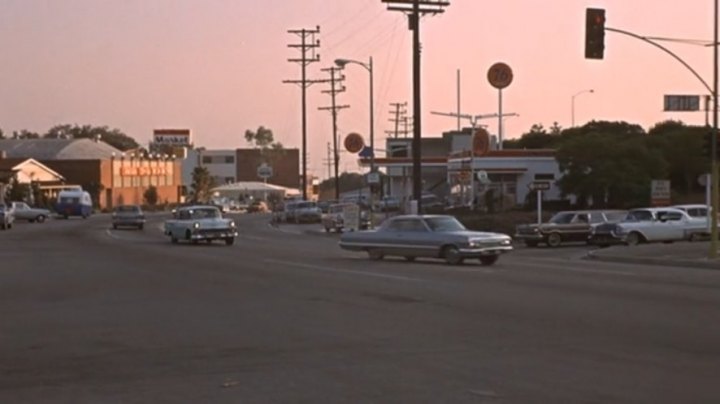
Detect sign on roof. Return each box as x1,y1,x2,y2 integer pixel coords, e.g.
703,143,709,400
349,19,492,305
153,129,191,145
663,95,700,112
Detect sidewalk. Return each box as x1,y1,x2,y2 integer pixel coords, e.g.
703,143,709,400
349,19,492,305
586,242,720,270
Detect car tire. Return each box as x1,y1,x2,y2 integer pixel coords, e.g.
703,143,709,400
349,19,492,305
626,232,642,246
113,224,118,230
0,224,5,230
546,233,562,248
225,237,235,246
524,240,539,248
138,224,144,230
442,245,464,265
367,249,384,261
36,215,46,223
324,227,330,233
185,230,192,241
479,255,499,266
689,233,704,242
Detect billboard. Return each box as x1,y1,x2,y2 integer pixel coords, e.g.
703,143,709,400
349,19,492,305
153,129,191,145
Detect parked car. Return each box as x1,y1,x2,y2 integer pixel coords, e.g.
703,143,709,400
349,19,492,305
289,201,322,224
0,203,15,230
54,189,92,219
164,205,237,245
515,209,627,247
339,214,513,265
248,200,269,213
321,203,370,232
589,207,704,246
377,196,401,212
111,205,146,230
10,201,51,223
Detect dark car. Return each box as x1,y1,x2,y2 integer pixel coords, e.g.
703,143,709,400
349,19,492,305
514,210,627,247
112,205,146,230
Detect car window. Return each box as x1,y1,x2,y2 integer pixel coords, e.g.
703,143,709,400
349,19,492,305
627,210,653,221
116,205,140,213
589,212,605,223
425,217,466,232
658,211,683,221
385,218,427,232
687,208,707,217
187,208,221,219
549,212,575,224
573,214,589,223
604,211,627,221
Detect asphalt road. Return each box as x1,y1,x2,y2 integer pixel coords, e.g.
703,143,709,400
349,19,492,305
2,213,720,403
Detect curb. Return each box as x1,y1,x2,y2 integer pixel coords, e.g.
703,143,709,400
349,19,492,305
585,250,720,270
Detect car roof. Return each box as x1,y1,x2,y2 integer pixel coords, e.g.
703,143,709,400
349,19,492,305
177,204,220,211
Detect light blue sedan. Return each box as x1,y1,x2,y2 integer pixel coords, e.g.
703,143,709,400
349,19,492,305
339,215,513,265
164,205,237,245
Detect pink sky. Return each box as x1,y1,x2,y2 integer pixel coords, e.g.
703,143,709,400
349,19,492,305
0,0,715,179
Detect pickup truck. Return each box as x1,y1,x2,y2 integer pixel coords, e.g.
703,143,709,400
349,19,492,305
10,201,51,223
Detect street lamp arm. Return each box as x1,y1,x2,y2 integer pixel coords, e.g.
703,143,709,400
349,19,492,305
334,58,370,72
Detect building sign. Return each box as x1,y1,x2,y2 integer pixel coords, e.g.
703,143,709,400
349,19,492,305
663,95,700,112
153,129,191,145
650,179,671,206
120,166,168,177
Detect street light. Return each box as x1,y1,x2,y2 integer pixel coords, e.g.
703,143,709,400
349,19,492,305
571,89,594,127
335,56,376,222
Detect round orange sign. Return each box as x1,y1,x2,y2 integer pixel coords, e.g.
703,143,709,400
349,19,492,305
487,62,513,89
344,133,365,153
472,127,491,156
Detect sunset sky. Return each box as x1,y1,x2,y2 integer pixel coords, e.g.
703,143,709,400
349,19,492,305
0,0,715,179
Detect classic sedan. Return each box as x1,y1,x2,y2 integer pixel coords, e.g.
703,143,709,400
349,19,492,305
339,214,513,265
164,205,237,245
10,201,51,223
589,207,703,246
112,204,145,230
515,209,627,247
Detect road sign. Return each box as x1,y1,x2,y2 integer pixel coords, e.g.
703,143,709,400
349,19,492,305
476,170,490,184
358,146,374,158
528,181,551,191
487,62,514,89
257,163,273,179
664,95,700,112
651,179,671,206
366,171,380,185
344,133,365,153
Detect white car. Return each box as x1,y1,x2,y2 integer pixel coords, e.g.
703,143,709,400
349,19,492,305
10,201,51,223
589,207,704,246
164,205,237,245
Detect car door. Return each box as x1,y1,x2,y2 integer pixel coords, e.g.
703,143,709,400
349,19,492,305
394,218,434,257
566,213,592,242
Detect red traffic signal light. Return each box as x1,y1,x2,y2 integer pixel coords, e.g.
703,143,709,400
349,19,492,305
585,8,606,60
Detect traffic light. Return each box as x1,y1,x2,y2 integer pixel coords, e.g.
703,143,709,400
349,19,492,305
585,8,606,60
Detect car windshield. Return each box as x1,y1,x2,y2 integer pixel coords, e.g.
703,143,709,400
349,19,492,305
425,216,466,232
189,208,221,219
549,212,575,224
296,202,316,209
116,206,140,213
604,211,627,221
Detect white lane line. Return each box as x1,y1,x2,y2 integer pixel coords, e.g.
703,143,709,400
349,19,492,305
510,259,633,276
105,229,123,241
265,259,426,283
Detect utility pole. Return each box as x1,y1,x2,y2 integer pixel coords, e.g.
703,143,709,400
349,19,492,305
319,67,349,201
325,142,332,180
283,26,321,200
387,102,407,138
383,0,449,213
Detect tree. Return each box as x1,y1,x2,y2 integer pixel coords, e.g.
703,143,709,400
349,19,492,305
318,172,364,195
191,166,215,203
504,123,562,149
646,120,708,194
12,130,40,139
555,122,666,208
44,124,140,151
144,186,159,207
245,126,280,149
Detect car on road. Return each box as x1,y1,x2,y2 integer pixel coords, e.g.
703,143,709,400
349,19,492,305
111,205,146,230
248,200,269,213
54,189,93,219
10,201,51,223
589,207,703,246
0,203,15,230
322,203,371,232
514,209,627,247
339,214,513,265
164,205,237,245
288,201,322,224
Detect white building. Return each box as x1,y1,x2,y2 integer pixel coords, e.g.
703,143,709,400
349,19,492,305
199,149,237,185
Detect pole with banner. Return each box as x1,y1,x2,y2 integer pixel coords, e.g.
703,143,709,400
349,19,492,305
487,62,513,150
529,181,550,224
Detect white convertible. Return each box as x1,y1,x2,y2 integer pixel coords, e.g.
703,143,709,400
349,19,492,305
589,207,705,246
164,205,237,245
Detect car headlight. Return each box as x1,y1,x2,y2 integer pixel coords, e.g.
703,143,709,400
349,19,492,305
229,221,236,227
500,238,511,245
193,222,200,229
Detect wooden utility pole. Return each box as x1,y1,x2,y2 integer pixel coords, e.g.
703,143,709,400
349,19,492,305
382,0,449,212
283,26,322,200
319,67,349,200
